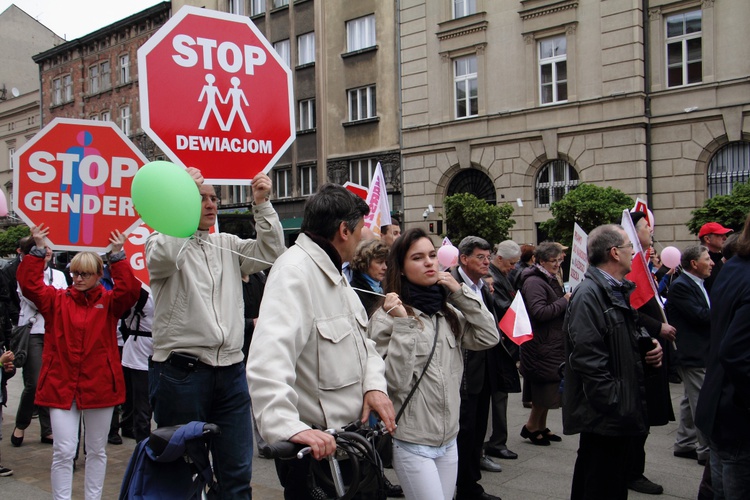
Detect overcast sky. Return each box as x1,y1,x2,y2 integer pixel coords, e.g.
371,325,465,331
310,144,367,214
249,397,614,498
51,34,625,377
1,1,164,40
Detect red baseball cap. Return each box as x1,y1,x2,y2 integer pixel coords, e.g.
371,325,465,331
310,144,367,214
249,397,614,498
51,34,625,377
698,222,733,239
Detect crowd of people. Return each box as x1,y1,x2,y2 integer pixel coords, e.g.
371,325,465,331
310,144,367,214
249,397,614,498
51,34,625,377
0,170,748,500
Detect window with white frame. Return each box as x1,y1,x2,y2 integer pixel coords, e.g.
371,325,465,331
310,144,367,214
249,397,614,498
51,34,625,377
349,159,375,187
300,165,317,196
8,147,15,170
666,10,702,88
539,36,567,105
251,0,265,15
453,0,476,19
346,15,376,52
348,85,376,122
299,98,315,130
89,65,99,94
707,142,750,198
120,54,130,84
273,0,288,7
101,110,111,122
62,74,73,102
274,168,292,198
120,106,131,135
535,160,578,207
229,0,244,15
230,185,245,204
52,77,62,105
454,55,478,119
298,32,315,66
273,39,291,68
100,61,111,90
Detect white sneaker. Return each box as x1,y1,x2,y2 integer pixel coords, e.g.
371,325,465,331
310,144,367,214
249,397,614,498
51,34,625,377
0,466,14,476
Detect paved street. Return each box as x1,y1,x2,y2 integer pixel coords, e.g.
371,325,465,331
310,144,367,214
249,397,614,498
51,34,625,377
1,371,703,499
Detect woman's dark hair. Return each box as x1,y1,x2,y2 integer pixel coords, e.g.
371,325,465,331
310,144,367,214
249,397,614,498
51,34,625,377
722,233,740,261
384,228,461,337
734,213,750,259
519,244,536,264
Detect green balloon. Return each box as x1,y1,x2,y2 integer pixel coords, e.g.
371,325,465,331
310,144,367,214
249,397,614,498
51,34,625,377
131,161,200,238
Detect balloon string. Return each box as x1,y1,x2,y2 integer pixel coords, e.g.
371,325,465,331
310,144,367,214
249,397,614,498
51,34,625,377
351,287,386,298
194,235,275,267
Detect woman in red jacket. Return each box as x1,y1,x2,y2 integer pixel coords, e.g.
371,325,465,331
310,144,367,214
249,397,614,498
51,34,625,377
18,224,140,500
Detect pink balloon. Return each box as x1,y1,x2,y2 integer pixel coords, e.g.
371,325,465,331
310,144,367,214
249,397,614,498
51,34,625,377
0,190,7,217
660,246,681,269
437,244,459,269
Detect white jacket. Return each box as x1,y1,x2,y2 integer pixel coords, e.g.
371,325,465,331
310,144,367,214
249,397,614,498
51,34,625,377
247,233,388,443
146,201,285,367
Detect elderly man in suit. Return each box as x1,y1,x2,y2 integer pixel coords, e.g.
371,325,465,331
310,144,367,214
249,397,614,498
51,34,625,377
666,245,713,466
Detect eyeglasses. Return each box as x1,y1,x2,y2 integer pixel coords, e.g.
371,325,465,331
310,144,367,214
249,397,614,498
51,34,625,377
472,254,491,262
70,271,94,280
609,242,634,251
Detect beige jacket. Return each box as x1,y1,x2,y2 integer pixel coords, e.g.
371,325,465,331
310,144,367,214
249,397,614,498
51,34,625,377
145,201,285,367
368,285,498,446
247,233,388,444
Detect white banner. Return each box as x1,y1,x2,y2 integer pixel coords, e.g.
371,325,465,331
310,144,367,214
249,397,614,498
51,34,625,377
569,223,589,291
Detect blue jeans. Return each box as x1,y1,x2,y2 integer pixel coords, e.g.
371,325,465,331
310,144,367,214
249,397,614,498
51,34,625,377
150,359,252,499
710,439,750,500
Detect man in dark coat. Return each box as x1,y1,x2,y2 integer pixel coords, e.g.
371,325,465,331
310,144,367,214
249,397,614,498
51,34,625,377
563,224,663,500
696,215,750,499
452,236,509,500
484,240,522,460
666,245,713,465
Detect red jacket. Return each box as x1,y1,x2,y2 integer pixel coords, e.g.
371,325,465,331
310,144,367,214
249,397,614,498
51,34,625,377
18,253,140,410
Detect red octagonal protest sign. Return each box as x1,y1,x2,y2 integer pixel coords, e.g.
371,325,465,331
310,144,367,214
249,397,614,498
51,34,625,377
13,118,147,252
138,6,295,184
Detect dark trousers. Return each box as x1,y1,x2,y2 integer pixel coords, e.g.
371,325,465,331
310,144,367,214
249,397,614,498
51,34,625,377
571,433,631,500
15,334,52,437
123,367,152,442
626,433,648,480
455,378,492,499
110,346,125,436
486,391,509,450
150,359,253,499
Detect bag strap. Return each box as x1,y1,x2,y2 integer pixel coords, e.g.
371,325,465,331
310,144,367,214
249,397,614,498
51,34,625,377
395,317,439,424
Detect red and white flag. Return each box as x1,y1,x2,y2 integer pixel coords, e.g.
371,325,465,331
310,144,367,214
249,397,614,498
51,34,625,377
499,293,534,346
621,209,660,310
363,163,392,238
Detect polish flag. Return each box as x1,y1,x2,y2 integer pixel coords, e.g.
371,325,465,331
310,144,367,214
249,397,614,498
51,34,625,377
499,293,534,346
621,209,660,310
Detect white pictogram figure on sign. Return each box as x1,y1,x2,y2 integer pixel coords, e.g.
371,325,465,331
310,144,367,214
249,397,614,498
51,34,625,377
222,77,252,133
197,74,251,132
198,74,227,130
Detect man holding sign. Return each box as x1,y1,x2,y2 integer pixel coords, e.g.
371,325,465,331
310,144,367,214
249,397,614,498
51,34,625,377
145,168,284,498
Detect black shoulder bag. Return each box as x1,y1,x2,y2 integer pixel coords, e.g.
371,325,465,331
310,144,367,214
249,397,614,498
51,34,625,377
9,312,37,368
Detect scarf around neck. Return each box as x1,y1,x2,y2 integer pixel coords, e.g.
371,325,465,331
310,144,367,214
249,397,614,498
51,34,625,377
403,279,445,316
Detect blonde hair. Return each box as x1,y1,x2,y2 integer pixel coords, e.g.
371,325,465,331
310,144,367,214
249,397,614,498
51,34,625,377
70,252,104,276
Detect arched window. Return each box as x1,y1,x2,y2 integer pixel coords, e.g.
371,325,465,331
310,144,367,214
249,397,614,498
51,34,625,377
707,142,750,198
446,169,496,205
535,160,578,207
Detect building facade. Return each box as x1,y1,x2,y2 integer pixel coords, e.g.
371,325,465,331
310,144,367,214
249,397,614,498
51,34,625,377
32,2,171,162
173,0,403,228
400,0,750,247
0,5,64,225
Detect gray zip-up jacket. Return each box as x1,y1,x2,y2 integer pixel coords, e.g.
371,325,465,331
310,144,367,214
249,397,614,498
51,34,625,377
368,285,498,447
146,201,285,367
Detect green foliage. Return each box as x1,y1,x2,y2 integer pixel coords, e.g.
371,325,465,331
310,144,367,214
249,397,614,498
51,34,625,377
687,181,750,235
443,193,515,244
0,225,29,257
539,184,633,247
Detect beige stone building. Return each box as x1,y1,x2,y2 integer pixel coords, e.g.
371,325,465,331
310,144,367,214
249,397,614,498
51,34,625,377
0,5,64,224
172,0,403,231
400,0,750,247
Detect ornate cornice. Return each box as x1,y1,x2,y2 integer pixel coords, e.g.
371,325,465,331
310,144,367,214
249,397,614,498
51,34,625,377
436,21,488,41
519,0,578,20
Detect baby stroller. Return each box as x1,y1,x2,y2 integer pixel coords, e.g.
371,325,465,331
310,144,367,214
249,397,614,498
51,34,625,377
119,421,221,500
